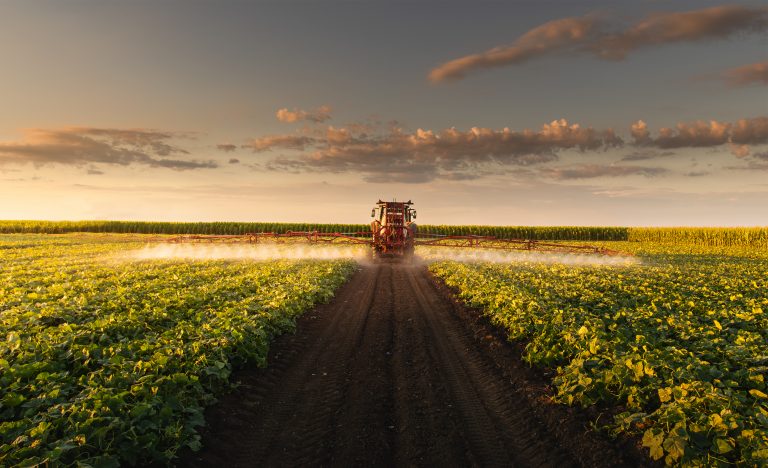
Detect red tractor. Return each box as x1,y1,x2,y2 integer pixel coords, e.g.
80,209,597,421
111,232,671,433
169,198,624,258
370,199,417,259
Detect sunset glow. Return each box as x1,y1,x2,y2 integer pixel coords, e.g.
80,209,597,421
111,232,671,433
1,1,766,225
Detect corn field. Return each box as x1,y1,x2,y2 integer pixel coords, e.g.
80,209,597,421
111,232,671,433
0,221,369,235
627,227,768,248
0,221,765,248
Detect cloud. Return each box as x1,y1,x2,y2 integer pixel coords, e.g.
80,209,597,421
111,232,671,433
429,5,768,82
730,144,750,158
234,114,768,183
620,150,674,161
728,149,768,171
642,120,731,148
217,143,237,152
428,14,598,82
541,164,667,180
722,60,768,87
257,119,621,183
594,5,768,60
726,160,768,171
0,127,216,171
731,116,768,145
276,105,332,123
242,135,315,152
629,120,651,144
631,117,768,157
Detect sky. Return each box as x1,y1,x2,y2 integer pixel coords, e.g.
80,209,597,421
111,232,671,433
0,0,766,226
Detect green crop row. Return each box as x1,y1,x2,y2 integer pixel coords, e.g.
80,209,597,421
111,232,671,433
1,221,765,247
430,242,768,466
418,225,630,241
627,227,768,248
0,221,628,240
420,225,768,247
0,220,370,236
0,235,356,466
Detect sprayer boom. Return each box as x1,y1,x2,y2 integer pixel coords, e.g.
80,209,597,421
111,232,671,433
166,200,625,258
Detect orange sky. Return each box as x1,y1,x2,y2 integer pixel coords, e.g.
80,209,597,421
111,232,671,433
1,1,766,225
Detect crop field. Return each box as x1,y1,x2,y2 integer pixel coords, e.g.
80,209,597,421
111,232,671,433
1,230,767,467
0,235,355,466
431,241,768,465
2,221,766,247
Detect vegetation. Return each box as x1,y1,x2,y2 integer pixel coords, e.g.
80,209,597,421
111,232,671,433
0,220,369,236
2,228,766,466
627,227,768,248
420,225,630,240
430,241,768,465
0,235,356,466
1,221,765,247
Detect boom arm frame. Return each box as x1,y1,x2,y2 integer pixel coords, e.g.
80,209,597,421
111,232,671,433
167,231,624,256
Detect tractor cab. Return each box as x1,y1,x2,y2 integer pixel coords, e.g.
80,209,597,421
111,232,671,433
371,200,416,225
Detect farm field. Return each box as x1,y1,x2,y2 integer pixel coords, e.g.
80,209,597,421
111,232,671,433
1,221,766,247
431,241,768,466
1,231,766,467
179,258,638,467
6,1,768,467
0,234,355,466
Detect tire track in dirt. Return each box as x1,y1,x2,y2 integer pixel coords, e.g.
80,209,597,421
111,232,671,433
397,266,510,466
187,265,381,467
180,262,646,467
401,265,576,467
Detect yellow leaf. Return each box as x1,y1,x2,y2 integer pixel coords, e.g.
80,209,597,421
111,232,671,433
709,413,724,428
714,320,722,331
642,429,665,461
634,362,645,379
749,389,768,399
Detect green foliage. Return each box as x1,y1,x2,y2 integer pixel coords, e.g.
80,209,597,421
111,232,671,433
1,221,765,247
0,221,370,236
628,227,768,248
420,225,631,241
0,221,629,241
0,234,356,466
430,242,768,466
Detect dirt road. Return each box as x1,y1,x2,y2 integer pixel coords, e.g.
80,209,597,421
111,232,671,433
181,263,643,467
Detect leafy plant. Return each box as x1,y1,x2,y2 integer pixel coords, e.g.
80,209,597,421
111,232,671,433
0,234,355,466
430,241,768,465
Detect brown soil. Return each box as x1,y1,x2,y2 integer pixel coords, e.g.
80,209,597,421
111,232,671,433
178,263,650,467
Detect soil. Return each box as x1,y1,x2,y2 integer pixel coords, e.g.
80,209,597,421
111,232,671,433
178,262,651,467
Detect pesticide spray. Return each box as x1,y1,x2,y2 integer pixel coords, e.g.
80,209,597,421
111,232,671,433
416,246,639,267
129,243,369,261
125,243,637,267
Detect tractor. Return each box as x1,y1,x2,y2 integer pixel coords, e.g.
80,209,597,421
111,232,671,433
370,199,417,259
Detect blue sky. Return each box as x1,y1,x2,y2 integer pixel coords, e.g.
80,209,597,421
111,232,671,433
0,1,766,225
